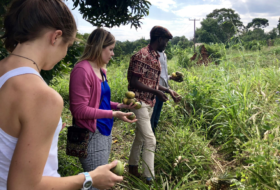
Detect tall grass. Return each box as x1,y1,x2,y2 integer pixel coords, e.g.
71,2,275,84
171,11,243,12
53,41,280,189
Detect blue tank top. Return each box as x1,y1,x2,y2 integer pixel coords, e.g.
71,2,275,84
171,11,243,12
96,75,114,136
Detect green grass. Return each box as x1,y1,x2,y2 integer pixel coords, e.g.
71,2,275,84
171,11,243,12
54,43,280,189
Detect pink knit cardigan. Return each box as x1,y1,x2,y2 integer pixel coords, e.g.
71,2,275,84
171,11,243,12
69,60,119,133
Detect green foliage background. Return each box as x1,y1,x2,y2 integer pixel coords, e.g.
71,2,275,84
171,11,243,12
54,40,280,189
1,2,280,189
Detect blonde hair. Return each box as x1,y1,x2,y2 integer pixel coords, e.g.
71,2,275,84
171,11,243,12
79,28,115,67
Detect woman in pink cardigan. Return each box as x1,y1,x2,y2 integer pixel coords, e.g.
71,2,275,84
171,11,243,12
69,28,136,190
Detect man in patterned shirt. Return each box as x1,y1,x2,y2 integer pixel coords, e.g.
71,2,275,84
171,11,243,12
127,26,178,184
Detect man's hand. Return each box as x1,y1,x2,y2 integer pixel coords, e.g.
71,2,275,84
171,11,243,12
170,75,183,82
156,91,169,102
168,89,182,103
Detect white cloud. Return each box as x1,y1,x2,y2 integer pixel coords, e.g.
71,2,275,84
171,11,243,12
75,11,207,41
68,0,279,41
148,0,177,12
172,0,232,19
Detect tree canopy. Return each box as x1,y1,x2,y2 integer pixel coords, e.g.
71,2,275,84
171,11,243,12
195,8,244,43
277,18,280,33
247,18,269,29
68,0,151,29
0,0,10,60
207,8,244,34
0,0,151,84
196,18,227,43
207,8,243,26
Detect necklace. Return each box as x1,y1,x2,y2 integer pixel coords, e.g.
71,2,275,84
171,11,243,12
10,53,40,72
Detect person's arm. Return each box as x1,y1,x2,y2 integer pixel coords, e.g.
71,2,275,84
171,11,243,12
8,84,122,190
130,75,168,102
110,101,119,110
70,67,113,120
159,85,169,93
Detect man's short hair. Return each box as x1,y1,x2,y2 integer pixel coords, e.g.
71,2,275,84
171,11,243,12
150,26,173,43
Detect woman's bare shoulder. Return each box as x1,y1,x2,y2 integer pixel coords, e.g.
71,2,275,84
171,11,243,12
11,74,64,112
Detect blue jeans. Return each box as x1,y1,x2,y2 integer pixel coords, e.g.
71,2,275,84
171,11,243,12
150,96,164,133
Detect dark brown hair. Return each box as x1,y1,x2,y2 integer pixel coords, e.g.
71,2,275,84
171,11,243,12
1,0,77,52
79,28,115,67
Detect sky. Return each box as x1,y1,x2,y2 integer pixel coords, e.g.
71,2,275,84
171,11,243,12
65,0,280,42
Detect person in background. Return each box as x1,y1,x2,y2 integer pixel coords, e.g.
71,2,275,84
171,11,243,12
69,28,137,190
127,26,179,184
150,49,182,134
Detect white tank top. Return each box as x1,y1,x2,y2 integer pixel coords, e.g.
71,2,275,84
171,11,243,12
0,67,61,189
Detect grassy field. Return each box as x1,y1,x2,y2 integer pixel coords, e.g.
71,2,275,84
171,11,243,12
53,43,280,190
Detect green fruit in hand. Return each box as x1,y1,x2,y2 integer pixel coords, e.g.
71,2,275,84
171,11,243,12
123,97,128,105
126,98,135,105
134,102,142,109
125,91,135,99
176,71,183,77
111,160,124,176
127,113,136,120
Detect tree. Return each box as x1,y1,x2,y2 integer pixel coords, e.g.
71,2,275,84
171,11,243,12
247,18,269,29
170,36,181,46
0,0,10,60
206,8,243,40
68,0,151,29
277,18,280,35
196,18,227,43
267,28,278,39
241,28,267,42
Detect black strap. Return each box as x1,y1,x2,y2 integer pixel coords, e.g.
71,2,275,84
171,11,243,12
99,68,105,108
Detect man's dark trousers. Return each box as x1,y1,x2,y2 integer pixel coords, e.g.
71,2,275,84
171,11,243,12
150,96,164,133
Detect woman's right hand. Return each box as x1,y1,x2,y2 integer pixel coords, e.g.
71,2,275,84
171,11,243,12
113,111,137,123
89,160,123,190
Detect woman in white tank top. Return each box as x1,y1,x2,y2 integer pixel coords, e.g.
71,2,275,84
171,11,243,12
0,0,122,189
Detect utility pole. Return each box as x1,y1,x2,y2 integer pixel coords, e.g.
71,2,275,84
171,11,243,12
189,18,200,53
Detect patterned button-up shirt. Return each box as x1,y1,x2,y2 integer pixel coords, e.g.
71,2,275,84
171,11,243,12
127,45,161,107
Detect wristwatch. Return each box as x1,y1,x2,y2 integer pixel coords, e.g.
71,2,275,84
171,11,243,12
79,172,93,190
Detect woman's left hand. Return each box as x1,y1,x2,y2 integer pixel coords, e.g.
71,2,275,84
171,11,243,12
117,103,137,109
113,111,137,123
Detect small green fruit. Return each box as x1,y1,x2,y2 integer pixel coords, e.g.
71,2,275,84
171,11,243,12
125,91,135,99
172,72,177,78
123,97,128,105
127,113,136,120
176,71,183,77
134,102,142,109
111,160,124,176
126,98,135,105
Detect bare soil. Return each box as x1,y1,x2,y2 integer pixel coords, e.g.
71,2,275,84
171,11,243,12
190,45,212,66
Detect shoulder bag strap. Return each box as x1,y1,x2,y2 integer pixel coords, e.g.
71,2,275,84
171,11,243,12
99,69,105,108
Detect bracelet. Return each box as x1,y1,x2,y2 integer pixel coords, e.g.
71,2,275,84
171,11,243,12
165,88,170,93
